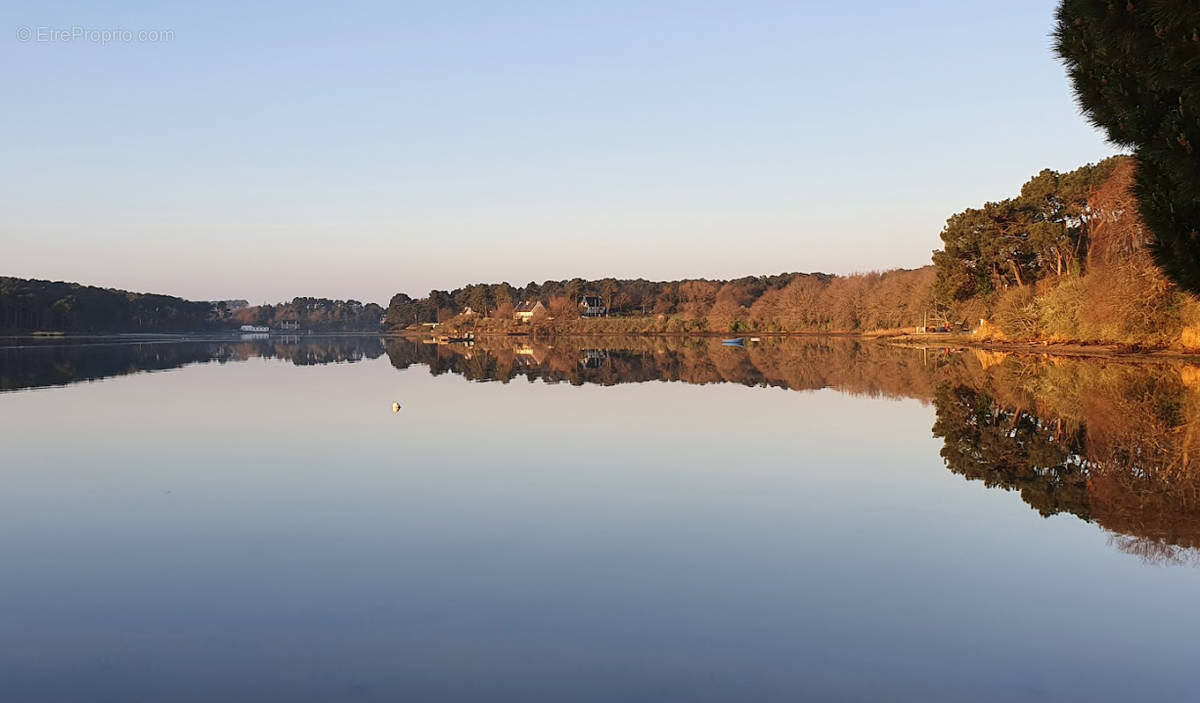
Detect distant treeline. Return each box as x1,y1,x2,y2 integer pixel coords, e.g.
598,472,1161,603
230,298,385,332
0,277,383,333
387,268,937,334
0,277,218,333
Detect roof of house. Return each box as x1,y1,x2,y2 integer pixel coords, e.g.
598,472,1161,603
515,300,544,313
580,296,605,306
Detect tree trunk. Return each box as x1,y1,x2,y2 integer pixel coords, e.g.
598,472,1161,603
1010,260,1025,287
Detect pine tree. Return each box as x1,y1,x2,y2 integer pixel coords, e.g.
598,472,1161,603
1054,0,1200,293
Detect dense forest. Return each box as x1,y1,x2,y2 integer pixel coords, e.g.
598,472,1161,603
0,277,384,333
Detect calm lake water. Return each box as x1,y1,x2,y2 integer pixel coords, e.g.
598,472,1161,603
2,335,1199,702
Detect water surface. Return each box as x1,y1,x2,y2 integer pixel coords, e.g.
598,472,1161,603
2,336,1198,702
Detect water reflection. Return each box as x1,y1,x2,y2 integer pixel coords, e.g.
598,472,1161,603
0,336,386,392
933,352,1200,565
384,336,941,399
4,334,1199,563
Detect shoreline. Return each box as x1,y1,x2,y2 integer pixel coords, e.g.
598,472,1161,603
877,332,1200,362
7,328,1200,363
398,328,1200,362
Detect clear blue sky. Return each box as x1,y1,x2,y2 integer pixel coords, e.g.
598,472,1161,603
2,1,1115,304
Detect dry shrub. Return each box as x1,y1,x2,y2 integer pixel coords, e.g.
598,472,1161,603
974,319,1007,340
956,297,991,331
1034,276,1085,341
1182,326,1200,351
547,295,578,320
1076,156,1179,344
1179,364,1200,389
1079,261,1175,343
992,286,1040,339
1178,297,1200,351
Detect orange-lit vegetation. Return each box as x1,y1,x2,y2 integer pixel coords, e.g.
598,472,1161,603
386,155,1200,348
945,158,1200,347
388,270,937,336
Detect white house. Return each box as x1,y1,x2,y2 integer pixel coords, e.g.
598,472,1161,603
514,300,546,322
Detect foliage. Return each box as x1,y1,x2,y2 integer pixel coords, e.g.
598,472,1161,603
934,156,1200,347
1054,0,1200,293
0,277,219,333
385,269,937,334
933,157,1124,305
0,277,383,333
235,297,384,331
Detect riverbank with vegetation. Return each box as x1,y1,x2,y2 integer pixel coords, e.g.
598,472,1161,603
388,155,1200,353
397,322,1200,361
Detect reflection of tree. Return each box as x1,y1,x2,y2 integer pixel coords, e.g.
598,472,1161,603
390,336,1200,563
933,385,1091,519
384,336,944,398
931,356,1200,564
0,337,386,392
1107,533,1200,568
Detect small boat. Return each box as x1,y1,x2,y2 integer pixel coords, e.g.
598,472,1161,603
722,337,745,346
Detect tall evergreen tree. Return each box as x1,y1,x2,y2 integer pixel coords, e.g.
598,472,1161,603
1054,1,1200,293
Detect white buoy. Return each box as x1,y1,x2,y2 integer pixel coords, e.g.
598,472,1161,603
391,402,401,413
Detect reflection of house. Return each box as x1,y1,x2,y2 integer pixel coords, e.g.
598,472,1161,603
580,296,607,317
514,343,548,365
279,319,300,330
580,348,609,368
514,300,546,322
